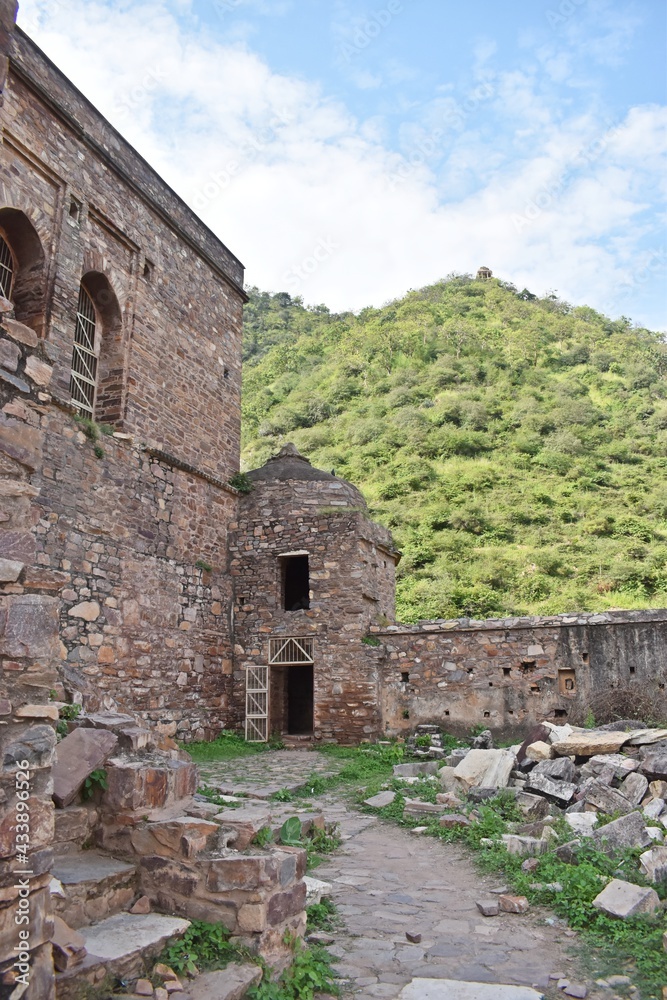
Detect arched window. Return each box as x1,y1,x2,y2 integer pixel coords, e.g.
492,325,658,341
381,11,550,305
0,234,14,300
70,285,99,415
69,272,124,421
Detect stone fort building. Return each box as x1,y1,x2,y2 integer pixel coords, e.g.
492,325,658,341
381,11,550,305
0,0,666,752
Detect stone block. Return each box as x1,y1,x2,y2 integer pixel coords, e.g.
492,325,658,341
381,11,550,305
524,772,576,805
0,557,22,581
501,834,548,857
644,798,665,821
584,781,632,817
438,765,460,792
212,807,271,851
0,884,54,956
53,805,95,845
1,594,59,660
403,799,444,818
205,855,269,893
0,338,20,371
619,771,649,806
565,813,597,837
68,601,100,621
551,732,630,757
24,355,52,386
0,795,54,857
186,964,262,1000
303,875,331,905
364,790,396,808
0,412,42,471
14,703,59,720
51,914,86,971
439,814,469,829
524,740,553,761
592,810,652,853
2,318,38,347
266,881,306,926
393,762,440,777
237,903,267,932
130,818,219,860
533,756,576,782
641,752,667,781
514,792,550,820
498,894,529,913
52,728,118,807
452,749,515,790
592,878,660,918
638,846,667,886
476,900,499,917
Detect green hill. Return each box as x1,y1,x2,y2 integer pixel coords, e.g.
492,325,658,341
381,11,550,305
241,276,667,623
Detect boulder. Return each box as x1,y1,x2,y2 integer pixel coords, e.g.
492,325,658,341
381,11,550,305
452,749,515,789
592,878,660,918
524,772,576,806
639,846,667,883
565,813,598,837
52,728,118,807
644,798,665,821
584,753,638,779
592,810,652,853
514,791,550,820
551,731,630,757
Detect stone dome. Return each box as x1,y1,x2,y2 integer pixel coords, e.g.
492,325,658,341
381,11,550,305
246,444,366,502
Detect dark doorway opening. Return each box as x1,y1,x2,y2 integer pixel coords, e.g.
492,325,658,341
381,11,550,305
288,665,314,735
282,555,310,611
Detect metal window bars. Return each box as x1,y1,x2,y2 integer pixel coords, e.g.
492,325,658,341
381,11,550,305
70,285,98,416
245,665,269,742
0,235,13,300
268,636,314,665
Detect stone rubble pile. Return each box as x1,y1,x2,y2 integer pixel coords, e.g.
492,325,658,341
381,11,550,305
380,720,667,932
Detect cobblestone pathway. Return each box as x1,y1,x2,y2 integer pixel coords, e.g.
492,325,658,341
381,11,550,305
200,750,612,1000
197,748,345,797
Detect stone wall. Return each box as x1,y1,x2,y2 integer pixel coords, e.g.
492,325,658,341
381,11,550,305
1,20,245,481
372,609,667,740
0,311,57,998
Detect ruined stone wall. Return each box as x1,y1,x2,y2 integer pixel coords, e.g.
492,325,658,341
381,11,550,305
231,476,397,742
1,28,245,481
372,610,667,740
34,404,236,741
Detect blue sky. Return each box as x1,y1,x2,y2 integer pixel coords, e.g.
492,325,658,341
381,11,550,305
18,0,667,328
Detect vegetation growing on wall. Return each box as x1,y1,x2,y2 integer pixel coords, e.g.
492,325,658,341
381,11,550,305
242,278,667,622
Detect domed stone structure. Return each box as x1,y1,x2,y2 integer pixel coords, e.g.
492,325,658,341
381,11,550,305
230,444,400,743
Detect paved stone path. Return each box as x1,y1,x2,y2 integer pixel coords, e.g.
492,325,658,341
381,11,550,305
198,750,624,1000
197,749,344,798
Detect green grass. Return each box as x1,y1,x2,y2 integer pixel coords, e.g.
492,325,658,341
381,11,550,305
241,278,667,621
186,730,278,762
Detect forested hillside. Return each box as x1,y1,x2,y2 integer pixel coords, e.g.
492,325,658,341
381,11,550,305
241,277,667,623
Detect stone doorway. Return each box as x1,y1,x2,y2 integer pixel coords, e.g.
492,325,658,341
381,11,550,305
270,664,314,736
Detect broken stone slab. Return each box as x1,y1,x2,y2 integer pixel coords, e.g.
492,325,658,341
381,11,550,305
641,752,667,781
51,914,87,971
476,900,499,916
79,912,190,970
584,781,633,816
587,753,639,778
435,791,463,808
439,813,469,829
452,749,515,789
524,740,553,761
543,722,574,744
592,878,660,918
501,834,547,857
393,761,440,777
625,728,667,746
187,963,263,1000
398,980,544,1000
130,817,220,859
644,798,666,822
533,756,576,782
403,799,444,818
303,875,332,906
551,731,630,757
639,846,667,883
565,813,598,837
364,790,396,808
514,791,550,820
438,765,460,792
212,807,272,850
619,771,649,806
52,728,118,807
592,810,652,853
563,986,587,999
524,771,576,806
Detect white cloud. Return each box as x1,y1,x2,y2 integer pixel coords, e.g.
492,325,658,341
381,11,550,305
16,0,666,329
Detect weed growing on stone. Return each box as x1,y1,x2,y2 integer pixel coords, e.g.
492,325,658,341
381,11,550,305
195,784,244,808
306,824,342,870
306,897,341,932
81,768,107,800
252,825,275,847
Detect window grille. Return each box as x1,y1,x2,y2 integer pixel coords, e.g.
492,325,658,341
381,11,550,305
70,285,98,416
0,235,13,300
269,637,314,665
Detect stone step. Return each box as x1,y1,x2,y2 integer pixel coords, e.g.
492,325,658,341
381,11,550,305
398,981,544,1000
55,912,191,1000
188,963,263,1000
51,850,138,929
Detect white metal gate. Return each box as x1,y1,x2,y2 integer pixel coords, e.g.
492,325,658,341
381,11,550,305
245,665,269,742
